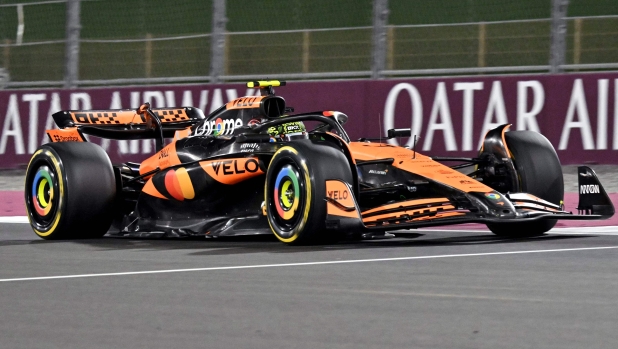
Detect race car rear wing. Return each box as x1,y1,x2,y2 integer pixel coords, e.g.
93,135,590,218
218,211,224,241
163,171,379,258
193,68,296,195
48,104,205,150
52,106,205,129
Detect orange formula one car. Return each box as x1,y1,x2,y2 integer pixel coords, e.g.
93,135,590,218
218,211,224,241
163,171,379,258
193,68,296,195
25,81,614,244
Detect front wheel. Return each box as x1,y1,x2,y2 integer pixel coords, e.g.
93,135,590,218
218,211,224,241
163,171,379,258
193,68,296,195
265,140,354,245
486,131,564,237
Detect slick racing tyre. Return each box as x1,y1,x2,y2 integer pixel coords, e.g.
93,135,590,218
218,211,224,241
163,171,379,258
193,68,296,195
265,140,354,245
25,142,116,239
487,131,564,237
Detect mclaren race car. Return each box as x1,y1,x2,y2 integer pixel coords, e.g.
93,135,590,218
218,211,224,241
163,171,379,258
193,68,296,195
25,81,615,244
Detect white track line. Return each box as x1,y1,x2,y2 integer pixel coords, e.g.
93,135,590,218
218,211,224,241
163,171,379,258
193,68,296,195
0,216,28,223
550,226,618,234
2,246,618,283
414,227,618,235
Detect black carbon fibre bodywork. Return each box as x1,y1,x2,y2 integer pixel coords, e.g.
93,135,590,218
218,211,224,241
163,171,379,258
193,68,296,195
136,174,269,235
123,131,353,237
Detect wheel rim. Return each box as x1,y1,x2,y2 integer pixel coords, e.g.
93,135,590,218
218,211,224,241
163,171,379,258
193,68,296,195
269,162,306,237
26,162,60,230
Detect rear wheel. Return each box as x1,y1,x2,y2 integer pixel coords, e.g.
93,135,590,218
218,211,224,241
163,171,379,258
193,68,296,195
25,142,116,239
487,131,564,237
265,140,353,245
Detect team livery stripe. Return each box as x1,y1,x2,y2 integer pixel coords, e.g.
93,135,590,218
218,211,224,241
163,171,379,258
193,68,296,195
361,198,450,216
161,168,197,201
176,167,195,200
513,203,564,213
164,170,184,201
362,206,459,224
507,193,562,210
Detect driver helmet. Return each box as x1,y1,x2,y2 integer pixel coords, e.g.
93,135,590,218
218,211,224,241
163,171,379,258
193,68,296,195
267,121,308,141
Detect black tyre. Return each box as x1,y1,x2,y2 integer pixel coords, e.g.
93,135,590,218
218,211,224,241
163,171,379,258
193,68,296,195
487,131,564,237
265,140,354,245
25,142,116,239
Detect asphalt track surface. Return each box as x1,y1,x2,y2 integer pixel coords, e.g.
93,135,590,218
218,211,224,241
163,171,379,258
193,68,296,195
2,223,618,349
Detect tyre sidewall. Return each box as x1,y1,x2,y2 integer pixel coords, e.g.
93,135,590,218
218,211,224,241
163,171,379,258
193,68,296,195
265,140,354,244
25,142,116,239
25,147,67,239
488,131,564,236
506,131,564,205
265,145,322,244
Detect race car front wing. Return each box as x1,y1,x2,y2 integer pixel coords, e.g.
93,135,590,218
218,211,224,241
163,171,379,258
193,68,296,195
324,166,615,232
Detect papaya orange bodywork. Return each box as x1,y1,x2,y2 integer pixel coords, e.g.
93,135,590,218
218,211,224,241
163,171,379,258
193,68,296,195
225,96,265,110
46,128,84,142
142,178,167,199
325,180,360,218
361,197,450,216
349,142,493,193
139,141,182,175
174,127,192,141
362,205,458,224
326,132,356,164
200,157,264,185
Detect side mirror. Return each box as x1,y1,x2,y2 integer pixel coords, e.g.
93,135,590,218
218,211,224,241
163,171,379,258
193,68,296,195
334,112,348,125
323,111,348,125
387,128,411,138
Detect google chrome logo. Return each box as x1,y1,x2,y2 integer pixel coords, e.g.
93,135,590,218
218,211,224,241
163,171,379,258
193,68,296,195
485,192,501,200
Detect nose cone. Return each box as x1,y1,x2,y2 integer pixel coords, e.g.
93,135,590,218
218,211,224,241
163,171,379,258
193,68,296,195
467,191,517,218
